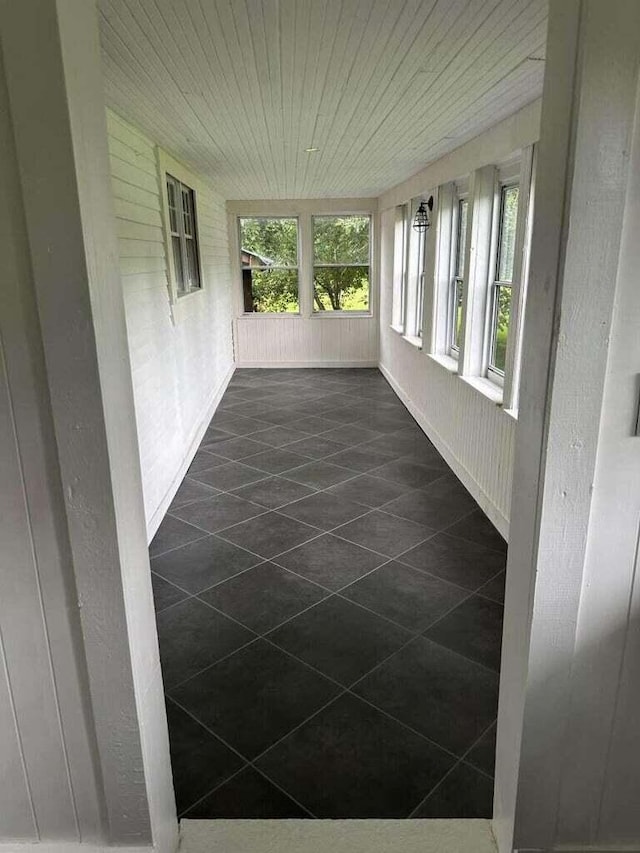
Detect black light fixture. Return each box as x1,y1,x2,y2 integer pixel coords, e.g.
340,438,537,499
413,195,434,232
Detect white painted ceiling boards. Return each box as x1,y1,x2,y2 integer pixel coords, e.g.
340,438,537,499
98,0,548,199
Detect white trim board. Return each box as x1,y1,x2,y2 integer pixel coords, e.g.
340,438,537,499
0,847,154,853
235,360,379,369
181,819,496,853
145,362,235,541
379,363,509,540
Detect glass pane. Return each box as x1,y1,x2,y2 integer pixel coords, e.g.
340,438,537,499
454,279,464,349
313,266,369,311
172,235,185,292
313,215,370,264
242,269,299,313
166,178,178,232
498,185,519,282
492,284,512,372
240,218,298,266
182,188,193,237
185,238,200,289
456,199,468,278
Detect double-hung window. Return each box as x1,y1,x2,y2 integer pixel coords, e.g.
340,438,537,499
392,204,409,331
312,215,371,312
449,195,468,356
414,224,427,339
487,183,519,381
239,217,299,313
166,174,202,296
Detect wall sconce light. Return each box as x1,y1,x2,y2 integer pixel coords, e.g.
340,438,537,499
413,196,434,232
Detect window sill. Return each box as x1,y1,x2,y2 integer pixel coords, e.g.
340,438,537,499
402,334,422,350
390,324,405,336
460,375,504,406
175,286,204,301
427,352,459,375
311,311,373,319
240,312,302,319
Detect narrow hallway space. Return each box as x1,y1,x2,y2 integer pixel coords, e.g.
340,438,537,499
149,368,506,820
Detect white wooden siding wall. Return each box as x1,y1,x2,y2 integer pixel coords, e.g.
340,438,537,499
378,102,541,537
107,109,234,537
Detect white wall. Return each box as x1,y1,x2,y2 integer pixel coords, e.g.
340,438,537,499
228,199,379,367
377,101,540,537
107,110,235,538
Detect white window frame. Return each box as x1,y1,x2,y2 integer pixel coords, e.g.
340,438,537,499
449,185,469,358
392,203,410,333
311,214,372,315
157,148,204,307
237,216,301,316
485,147,535,400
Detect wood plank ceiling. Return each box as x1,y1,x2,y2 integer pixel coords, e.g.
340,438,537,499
98,0,548,199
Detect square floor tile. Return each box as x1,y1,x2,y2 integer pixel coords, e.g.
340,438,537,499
191,461,268,491
242,447,312,474
398,532,506,591
320,406,361,425
478,571,506,604
371,459,445,490
289,416,344,435
230,476,317,509
354,636,499,754
283,460,356,489
465,722,497,776
249,425,310,447
207,435,272,461
157,598,254,689
267,595,410,685
199,426,235,445
187,450,229,475
411,761,493,818
256,693,454,818
424,594,504,672
151,535,262,594
273,533,386,590
334,510,434,558
285,435,346,459
183,767,308,818
446,509,507,554
210,414,272,436
218,512,320,559
169,477,221,510
341,561,468,633
200,563,328,633
383,475,478,530
171,493,266,534
170,639,340,759
151,572,189,612
279,491,368,531
165,700,244,815
325,446,398,473
149,515,208,558
320,424,383,446
327,473,413,507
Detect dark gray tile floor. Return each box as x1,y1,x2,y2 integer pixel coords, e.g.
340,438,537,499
149,367,507,819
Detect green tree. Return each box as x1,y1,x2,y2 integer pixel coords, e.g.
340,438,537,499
313,216,370,311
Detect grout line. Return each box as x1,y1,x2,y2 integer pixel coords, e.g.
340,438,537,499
166,695,319,819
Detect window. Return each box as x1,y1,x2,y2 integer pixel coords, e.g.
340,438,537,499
488,184,519,379
166,174,201,296
412,221,427,339
239,217,299,313
450,196,468,356
312,215,371,312
392,204,409,330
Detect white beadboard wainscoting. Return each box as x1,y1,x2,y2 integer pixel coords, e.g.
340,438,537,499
378,102,541,538
228,198,379,367
107,109,235,538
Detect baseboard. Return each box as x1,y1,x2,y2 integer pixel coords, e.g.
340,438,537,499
180,819,496,853
0,846,154,853
379,362,509,541
236,360,379,368
146,363,235,541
